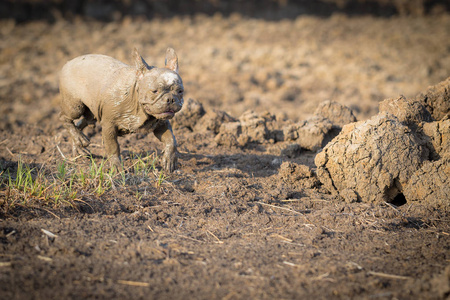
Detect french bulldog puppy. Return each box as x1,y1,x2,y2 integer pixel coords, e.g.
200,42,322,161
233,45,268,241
59,48,184,172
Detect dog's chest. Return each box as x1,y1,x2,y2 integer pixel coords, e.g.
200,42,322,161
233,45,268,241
116,112,158,136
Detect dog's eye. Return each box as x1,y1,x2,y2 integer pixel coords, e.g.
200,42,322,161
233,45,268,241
178,90,184,94
152,90,158,94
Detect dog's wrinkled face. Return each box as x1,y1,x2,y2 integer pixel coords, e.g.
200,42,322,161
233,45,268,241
138,69,184,120
135,48,184,120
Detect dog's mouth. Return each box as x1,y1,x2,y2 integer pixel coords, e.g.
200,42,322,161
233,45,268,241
154,110,175,119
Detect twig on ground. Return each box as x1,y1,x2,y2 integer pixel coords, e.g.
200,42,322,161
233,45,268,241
6,147,14,157
256,201,314,224
56,144,66,160
368,271,411,280
206,230,223,244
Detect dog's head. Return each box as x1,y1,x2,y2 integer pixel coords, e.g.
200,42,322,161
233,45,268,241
135,48,184,120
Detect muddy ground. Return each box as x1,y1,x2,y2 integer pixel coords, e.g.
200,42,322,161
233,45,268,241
0,10,450,300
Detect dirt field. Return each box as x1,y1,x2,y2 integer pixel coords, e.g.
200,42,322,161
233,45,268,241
1,8,450,300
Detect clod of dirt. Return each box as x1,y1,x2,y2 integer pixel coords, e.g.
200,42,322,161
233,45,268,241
415,77,450,121
278,161,320,189
379,95,432,125
215,121,242,147
239,111,275,143
315,112,429,203
283,116,335,151
281,100,356,152
215,110,282,147
194,109,236,134
171,98,206,131
314,100,357,127
403,158,450,207
280,143,302,158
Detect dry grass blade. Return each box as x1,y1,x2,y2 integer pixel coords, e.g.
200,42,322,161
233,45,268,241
178,235,204,243
0,262,12,267
312,273,331,280
55,144,66,160
280,199,303,202
117,280,150,287
73,198,94,212
282,261,298,267
41,229,57,239
255,201,314,224
270,233,293,242
5,230,16,237
206,230,223,244
6,147,14,157
384,202,400,212
34,207,61,219
367,271,411,280
255,201,302,214
37,255,53,262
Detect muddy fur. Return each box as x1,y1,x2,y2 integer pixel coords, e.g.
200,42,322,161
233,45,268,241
59,48,184,171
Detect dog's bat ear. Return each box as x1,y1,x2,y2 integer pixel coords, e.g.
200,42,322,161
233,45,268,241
165,47,179,73
133,48,152,76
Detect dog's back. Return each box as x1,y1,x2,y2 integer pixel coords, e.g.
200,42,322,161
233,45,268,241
59,54,133,120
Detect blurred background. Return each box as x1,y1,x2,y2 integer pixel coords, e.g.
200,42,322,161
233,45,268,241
2,0,450,21
0,0,449,130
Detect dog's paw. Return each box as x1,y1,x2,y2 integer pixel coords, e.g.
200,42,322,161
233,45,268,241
108,155,123,172
161,147,177,172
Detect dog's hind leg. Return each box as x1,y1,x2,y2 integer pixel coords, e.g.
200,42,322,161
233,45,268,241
59,91,91,157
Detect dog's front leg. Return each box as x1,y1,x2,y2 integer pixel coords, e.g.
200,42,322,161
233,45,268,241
154,120,177,172
102,123,121,169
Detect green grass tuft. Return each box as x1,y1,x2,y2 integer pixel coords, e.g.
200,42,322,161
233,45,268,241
0,153,168,212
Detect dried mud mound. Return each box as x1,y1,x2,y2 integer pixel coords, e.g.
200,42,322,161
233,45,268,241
173,97,356,153
315,77,450,206
415,76,450,121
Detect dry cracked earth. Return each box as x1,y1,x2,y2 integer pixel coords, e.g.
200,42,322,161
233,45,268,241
0,8,450,300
